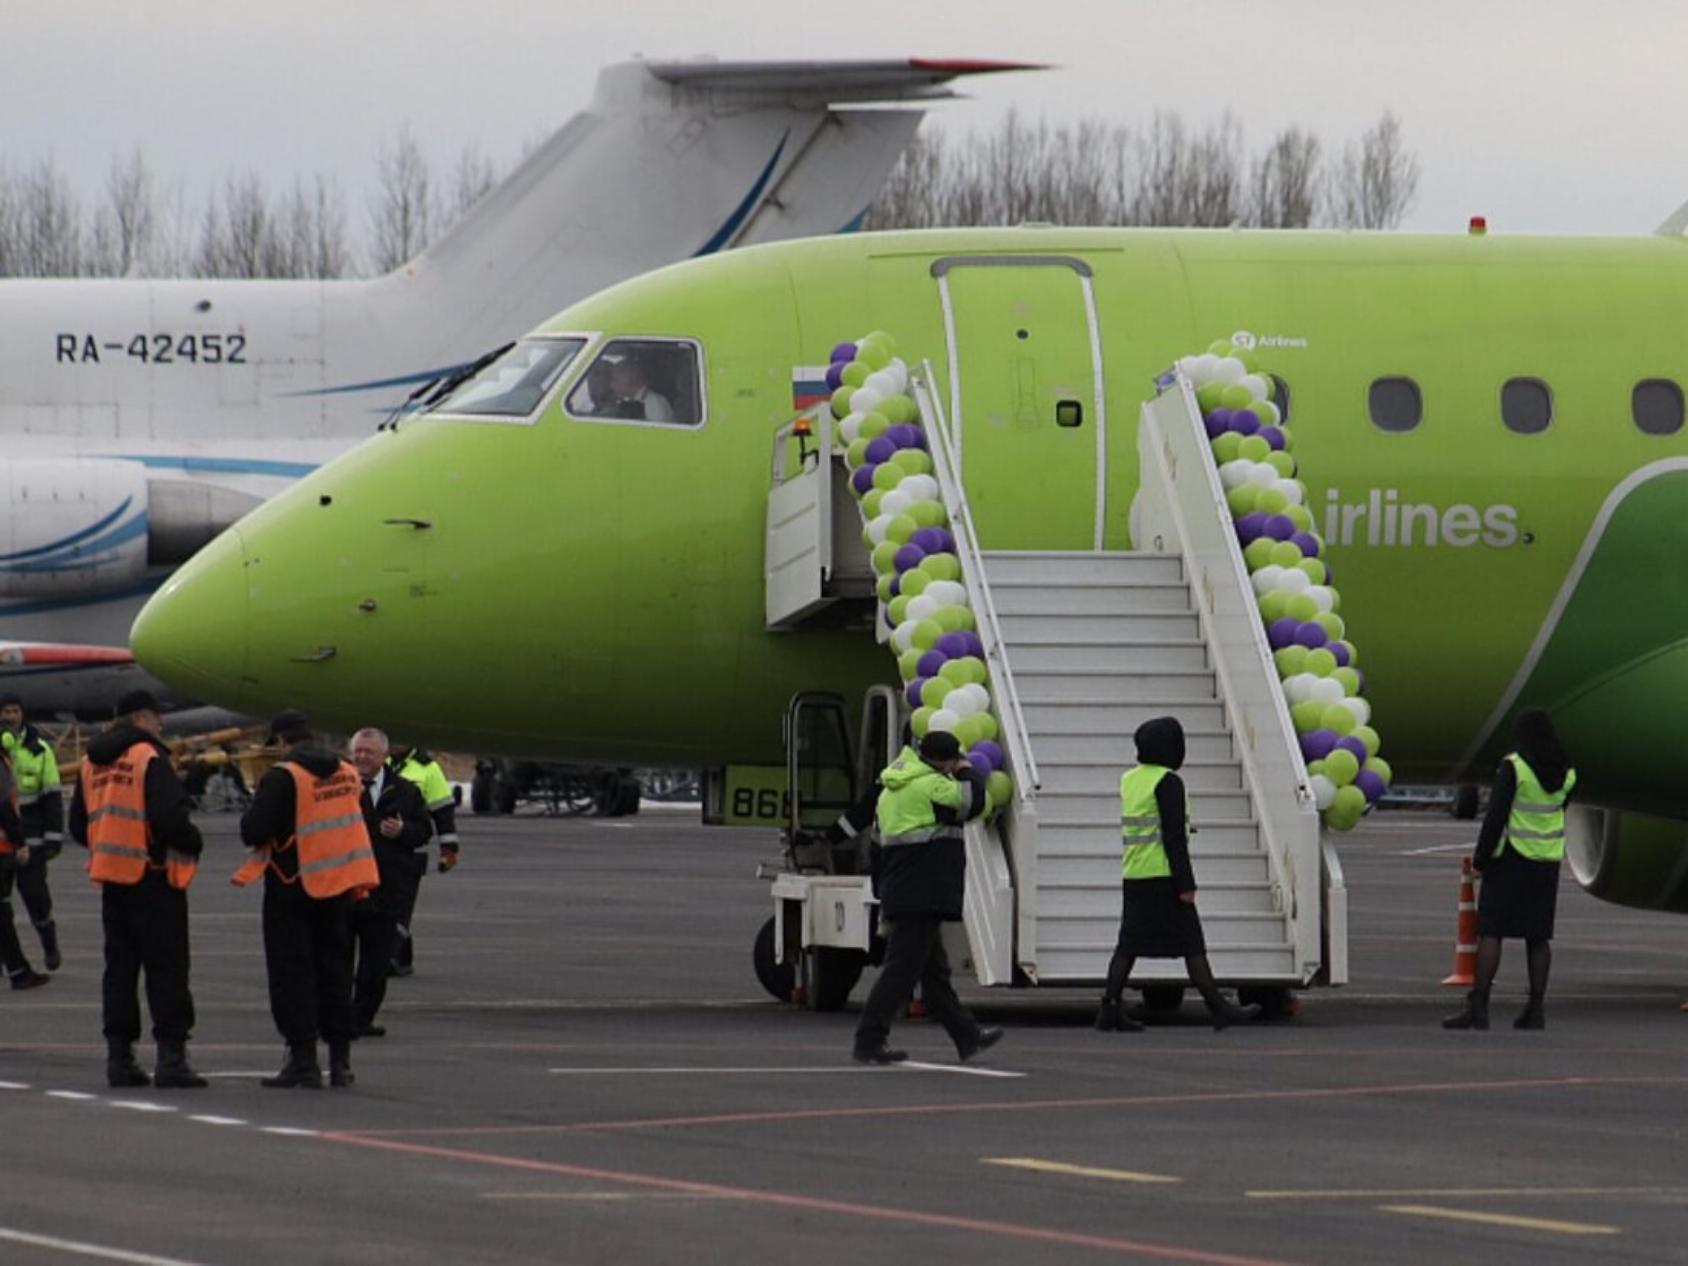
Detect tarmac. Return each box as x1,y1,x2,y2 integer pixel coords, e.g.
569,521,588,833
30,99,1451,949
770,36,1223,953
2,806,1686,1266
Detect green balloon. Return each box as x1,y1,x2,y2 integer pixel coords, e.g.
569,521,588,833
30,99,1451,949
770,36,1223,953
1324,749,1359,786
861,489,886,519
888,595,911,625
876,573,897,604
939,659,972,686
1331,667,1360,695
1243,538,1277,571
986,770,1013,809
847,438,872,468
911,705,934,737
857,341,891,370
873,464,905,493
1363,755,1392,782
948,606,977,633
1314,612,1345,641
841,360,870,387
1291,699,1326,734
1212,431,1244,463
1332,784,1366,819
1256,488,1290,516
1220,384,1255,410
1283,593,1317,624
974,712,1000,742
1238,435,1271,462
1207,338,1235,357
861,330,897,354
1304,647,1337,677
909,500,947,528
920,677,954,708
1196,381,1227,413
920,553,962,582
1268,452,1298,479
1268,540,1304,568
892,448,933,476
871,541,900,574
1227,485,1261,517
882,395,916,425
830,385,854,418
1307,758,1327,777
898,648,924,681
1295,557,1327,584
1320,704,1356,736
912,619,944,651
1274,646,1309,677
1259,591,1291,623
934,605,970,633
1285,504,1313,533
1354,728,1382,760
1255,399,1281,428
885,513,918,543
858,411,890,440
952,716,985,749
900,569,931,596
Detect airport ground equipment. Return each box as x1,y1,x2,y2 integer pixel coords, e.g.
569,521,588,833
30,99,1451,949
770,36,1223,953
759,359,1348,1010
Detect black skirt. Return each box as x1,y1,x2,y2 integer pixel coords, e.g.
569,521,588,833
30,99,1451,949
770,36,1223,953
1116,878,1207,958
1477,850,1561,941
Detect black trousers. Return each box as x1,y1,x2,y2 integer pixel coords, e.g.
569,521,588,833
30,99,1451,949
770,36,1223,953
101,871,194,1044
0,858,29,974
351,904,398,1027
390,853,426,967
262,880,355,1047
15,809,54,930
855,914,980,1053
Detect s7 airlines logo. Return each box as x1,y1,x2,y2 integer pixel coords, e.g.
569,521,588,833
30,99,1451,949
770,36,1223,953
1322,489,1519,548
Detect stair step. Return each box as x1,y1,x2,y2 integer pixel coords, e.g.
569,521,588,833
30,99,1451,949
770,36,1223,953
989,582,1193,616
1014,671,1219,706
1038,760,1242,795
1038,788,1255,823
1037,819,1263,855
1036,880,1280,916
1007,641,1210,675
1035,911,1291,948
1100,950,1300,986
1021,701,1228,734
1029,731,1234,765
1037,853,1271,887
998,612,1201,642
981,551,1184,587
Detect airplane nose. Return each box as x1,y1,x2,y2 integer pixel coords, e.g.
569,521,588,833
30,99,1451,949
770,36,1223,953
130,527,251,704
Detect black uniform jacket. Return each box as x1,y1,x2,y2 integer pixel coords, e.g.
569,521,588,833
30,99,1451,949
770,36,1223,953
1134,717,1197,894
360,769,432,909
240,743,348,885
68,725,203,864
877,762,989,923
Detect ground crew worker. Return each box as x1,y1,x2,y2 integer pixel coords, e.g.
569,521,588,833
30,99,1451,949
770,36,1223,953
68,690,207,1088
852,730,1002,1064
1096,717,1257,1033
386,744,460,977
347,727,431,1037
0,741,49,990
1445,708,1576,1032
239,710,380,1088
1,694,63,971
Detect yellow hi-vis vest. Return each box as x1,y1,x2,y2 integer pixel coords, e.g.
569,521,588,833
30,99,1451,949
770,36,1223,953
1120,764,1190,880
1503,753,1575,863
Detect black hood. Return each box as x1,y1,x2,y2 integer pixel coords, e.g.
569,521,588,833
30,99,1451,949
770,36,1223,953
1514,708,1570,794
1134,716,1185,771
86,724,170,767
283,742,344,779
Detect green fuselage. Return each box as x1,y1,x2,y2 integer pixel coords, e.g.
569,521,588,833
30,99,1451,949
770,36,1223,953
134,227,1688,812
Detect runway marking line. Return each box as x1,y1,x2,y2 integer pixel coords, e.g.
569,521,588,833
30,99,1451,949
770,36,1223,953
45,1090,97,1101
544,1064,1020,1077
188,1115,249,1127
986,1157,1182,1185
260,1126,318,1137
0,1079,31,1089
1380,1204,1618,1236
900,1060,1025,1079
0,1225,212,1265
109,1100,177,1113
1249,1185,1675,1201
344,1072,1688,1139
481,1190,746,1202
322,1131,1300,1266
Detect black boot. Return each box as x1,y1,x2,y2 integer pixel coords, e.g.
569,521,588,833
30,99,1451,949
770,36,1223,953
328,1043,355,1088
154,1040,208,1089
9,967,49,990
261,1043,323,1089
1095,996,1144,1033
1514,997,1546,1030
106,1041,150,1088
37,922,60,972
1193,984,1260,1031
1443,988,1490,1030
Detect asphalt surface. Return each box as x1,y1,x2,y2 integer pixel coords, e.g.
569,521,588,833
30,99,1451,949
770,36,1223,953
2,807,1686,1266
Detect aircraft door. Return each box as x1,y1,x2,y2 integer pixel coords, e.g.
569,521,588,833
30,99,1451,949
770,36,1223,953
934,256,1106,550
784,692,857,838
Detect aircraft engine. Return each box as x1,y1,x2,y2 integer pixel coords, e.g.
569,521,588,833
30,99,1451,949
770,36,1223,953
0,460,151,599
1566,804,1688,913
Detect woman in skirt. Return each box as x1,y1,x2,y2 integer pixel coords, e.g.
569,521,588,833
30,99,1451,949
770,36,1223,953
1096,716,1256,1032
1445,708,1576,1031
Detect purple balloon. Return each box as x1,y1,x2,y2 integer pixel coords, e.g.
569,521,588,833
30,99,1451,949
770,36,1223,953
1290,532,1321,558
885,424,921,450
1263,514,1296,542
970,740,1005,773
1335,736,1369,764
935,632,972,660
906,678,927,708
830,342,858,363
1300,729,1339,761
851,464,877,496
888,575,902,599
884,606,896,629
935,529,957,554
893,544,926,573
1231,408,1261,435
1354,770,1386,804
917,650,948,678
1269,616,1302,649
864,436,897,465
825,361,846,392
1293,621,1328,649
1204,408,1234,438
961,631,986,659
1328,641,1350,668
910,527,947,555
1257,425,1286,452
1235,512,1270,545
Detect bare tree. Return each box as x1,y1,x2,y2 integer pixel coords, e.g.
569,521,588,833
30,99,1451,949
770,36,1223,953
5,157,85,277
368,123,434,272
0,167,21,276
449,142,498,219
1247,128,1322,229
1325,111,1420,230
1130,111,1244,227
90,148,157,276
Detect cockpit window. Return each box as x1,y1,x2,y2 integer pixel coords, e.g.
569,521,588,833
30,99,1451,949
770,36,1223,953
565,339,704,427
429,337,586,417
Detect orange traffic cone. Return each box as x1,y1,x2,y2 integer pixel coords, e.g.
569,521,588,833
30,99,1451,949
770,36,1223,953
1441,857,1479,987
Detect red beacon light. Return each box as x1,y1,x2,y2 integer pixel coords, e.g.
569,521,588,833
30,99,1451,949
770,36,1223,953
1469,216,1488,236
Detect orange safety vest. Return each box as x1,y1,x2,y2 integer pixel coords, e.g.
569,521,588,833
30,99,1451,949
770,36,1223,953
0,751,17,856
232,760,380,899
79,742,197,889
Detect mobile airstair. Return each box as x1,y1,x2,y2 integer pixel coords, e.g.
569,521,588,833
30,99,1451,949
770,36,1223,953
762,363,1347,1004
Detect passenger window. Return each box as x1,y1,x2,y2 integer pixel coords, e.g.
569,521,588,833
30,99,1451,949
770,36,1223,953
1633,379,1684,436
1269,374,1292,424
1368,377,1421,433
1501,378,1553,434
565,339,704,426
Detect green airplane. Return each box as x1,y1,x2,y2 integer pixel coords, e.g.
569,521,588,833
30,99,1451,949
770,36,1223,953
131,225,1688,916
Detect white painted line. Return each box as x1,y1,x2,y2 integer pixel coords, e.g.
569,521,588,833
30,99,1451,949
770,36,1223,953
1399,843,1475,856
0,1226,212,1265
548,1066,889,1076
0,1080,31,1089
260,1126,319,1137
201,1071,272,1079
899,1060,1026,1079
110,1100,177,1113
187,1115,248,1127
46,1090,97,1101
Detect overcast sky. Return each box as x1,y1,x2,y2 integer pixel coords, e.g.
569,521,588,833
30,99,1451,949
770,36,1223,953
7,0,1688,239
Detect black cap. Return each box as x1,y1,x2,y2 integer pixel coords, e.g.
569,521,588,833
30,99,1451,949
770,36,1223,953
266,709,312,744
919,730,962,763
0,692,21,709
115,689,163,719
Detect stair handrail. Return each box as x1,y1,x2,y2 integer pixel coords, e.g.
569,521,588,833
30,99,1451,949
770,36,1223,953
1137,373,1321,976
914,361,1041,795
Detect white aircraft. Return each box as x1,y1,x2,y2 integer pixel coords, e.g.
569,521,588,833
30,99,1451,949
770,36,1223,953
0,57,1035,715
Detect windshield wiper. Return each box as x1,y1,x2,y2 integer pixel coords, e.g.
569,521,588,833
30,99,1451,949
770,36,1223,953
378,341,516,432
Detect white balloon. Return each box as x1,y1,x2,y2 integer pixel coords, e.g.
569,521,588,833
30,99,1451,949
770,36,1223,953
1311,677,1345,705
888,357,909,385
880,489,913,517
1190,354,1220,385
1219,459,1252,491
1240,373,1269,399
890,621,918,653
865,370,898,398
1276,568,1311,595
1213,357,1247,385
1340,696,1371,727
1247,463,1279,489
926,581,970,608
1272,479,1305,506
1306,585,1335,613
839,412,865,445
1177,355,1202,379
1309,774,1337,810
927,708,960,733
900,474,938,502
1251,565,1285,596
947,689,982,718
907,595,939,623
1284,673,1316,704
866,514,893,545
851,388,882,414
962,683,993,713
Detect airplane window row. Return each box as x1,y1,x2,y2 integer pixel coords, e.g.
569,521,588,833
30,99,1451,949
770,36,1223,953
1367,376,1686,436
427,336,704,426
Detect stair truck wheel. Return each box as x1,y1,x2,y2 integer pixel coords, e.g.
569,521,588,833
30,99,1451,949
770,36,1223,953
1452,784,1480,820
1237,985,1299,1021
470,766,494,815
753,918,796,1002
802,947,866,1012
1139,985,1187,1016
